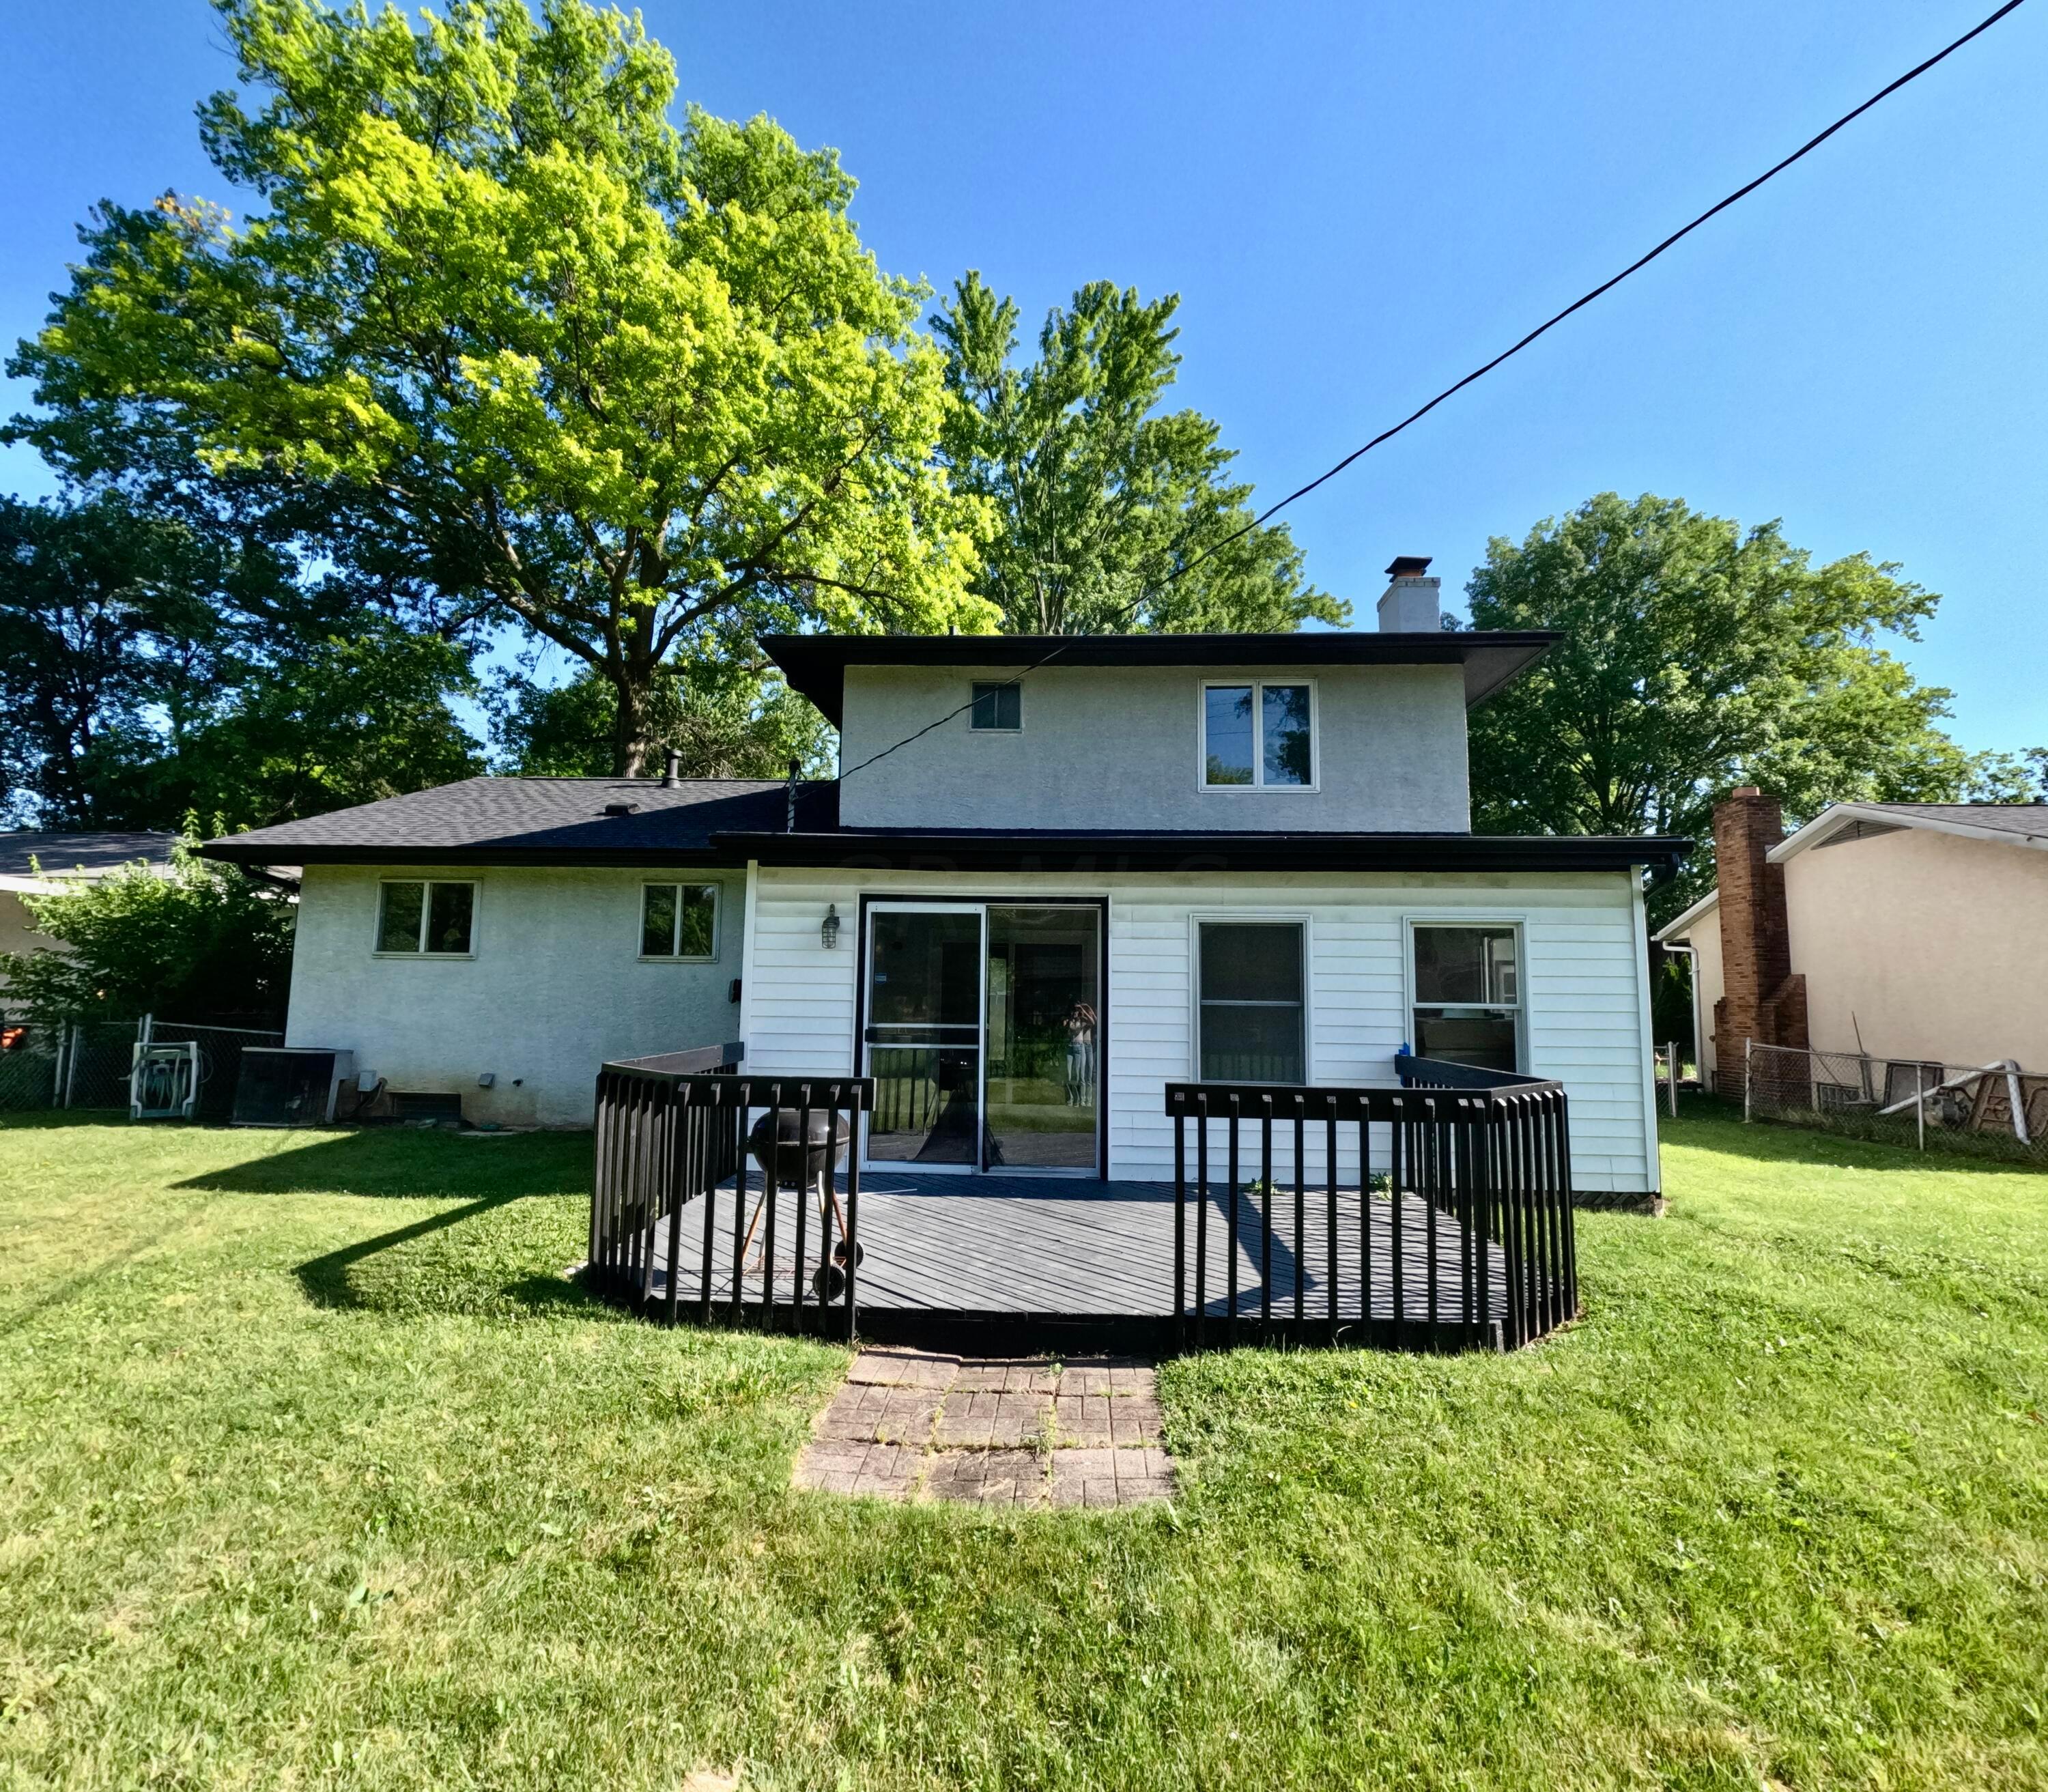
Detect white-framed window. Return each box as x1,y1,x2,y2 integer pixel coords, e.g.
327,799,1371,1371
1409,922,1522,1074
376,880,477,956
1195,920,1306,1083
969,681,1022,731
1199,680,1316,790
640,882,719,961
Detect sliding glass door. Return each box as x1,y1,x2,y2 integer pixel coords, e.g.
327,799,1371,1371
862,901,1102,1174
865,905,984,1165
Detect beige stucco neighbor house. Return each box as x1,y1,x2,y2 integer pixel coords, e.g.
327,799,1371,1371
1657,796,2048,1090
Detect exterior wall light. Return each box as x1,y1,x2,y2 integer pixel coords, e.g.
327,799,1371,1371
821,904,840,950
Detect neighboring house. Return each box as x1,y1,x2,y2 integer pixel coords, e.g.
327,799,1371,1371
1655,789,2048,1090
0,831,178,1012
201,560,1687,1197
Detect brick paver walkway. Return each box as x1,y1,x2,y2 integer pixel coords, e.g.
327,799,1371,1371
792,1349,1176,1507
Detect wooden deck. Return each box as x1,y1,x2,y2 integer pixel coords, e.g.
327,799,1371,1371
644,1171,1525,1349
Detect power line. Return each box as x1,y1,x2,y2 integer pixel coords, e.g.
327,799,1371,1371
836,0,2027,787
1153,0,2028,593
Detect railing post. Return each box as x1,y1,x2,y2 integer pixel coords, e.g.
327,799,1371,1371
842,1087,861,1343
1226,1094,1241,1350
1357,1110,1371,1350
699,1090,722,1323
1194,1095,1210,1352
792,1085,812,1333
1259,1096,1274,1336
1172,1096,1186,1335
1324,1098,1338,1346
1292,1100,1307,1347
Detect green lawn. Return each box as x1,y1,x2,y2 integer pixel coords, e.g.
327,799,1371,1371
1,1108,2044,1791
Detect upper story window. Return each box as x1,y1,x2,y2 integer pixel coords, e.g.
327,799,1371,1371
642,883,718,960
377,880,475,956
1411,924,1520,1073
1201,682,1315,789
1197,920,1305,1083
970,681,1022,731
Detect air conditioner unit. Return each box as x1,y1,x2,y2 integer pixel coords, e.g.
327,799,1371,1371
131,1041,201,1120
231,1047,356,1126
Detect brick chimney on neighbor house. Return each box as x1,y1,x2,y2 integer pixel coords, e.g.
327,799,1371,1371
1711,787,1808,1095
1377,556,1441,631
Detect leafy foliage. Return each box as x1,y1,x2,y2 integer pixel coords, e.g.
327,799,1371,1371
8,0,995,778
488,652,833,778
0,834,295,1025
0,491,480,830
934,272,1343,635
1463,492,2036,920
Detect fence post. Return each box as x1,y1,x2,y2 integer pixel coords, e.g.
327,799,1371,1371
1743,1038,1754,1124
1666,1041,1679,1118
139,1012,154,1049
1915,1060,1925,1152
63,1023,80,1109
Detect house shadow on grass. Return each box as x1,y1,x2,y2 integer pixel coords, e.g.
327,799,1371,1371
173,1125,591,1200
168,1126,614,1320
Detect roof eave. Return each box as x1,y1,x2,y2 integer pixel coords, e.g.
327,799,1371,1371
1769,801,2048,863
715,829,1690,875
197,841,728,868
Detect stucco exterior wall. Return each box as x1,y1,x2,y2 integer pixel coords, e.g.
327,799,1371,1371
284,864,747,1126
836,662,1473,833
742,865,1660,1194
1782,827,2048,1068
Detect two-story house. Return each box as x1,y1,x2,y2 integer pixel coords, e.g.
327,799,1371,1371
202,561,1686,1198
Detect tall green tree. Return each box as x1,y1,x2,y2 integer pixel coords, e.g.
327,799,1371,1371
934,272,1343,636
9,0,993,778
0,491,479,830
488,649,833,779
1464,492,2034,920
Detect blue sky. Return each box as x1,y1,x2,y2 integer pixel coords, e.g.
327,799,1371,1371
3,0,2042,756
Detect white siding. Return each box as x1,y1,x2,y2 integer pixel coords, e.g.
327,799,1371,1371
747,867,1658,1195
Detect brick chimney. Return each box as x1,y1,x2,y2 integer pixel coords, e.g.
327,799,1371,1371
1377,556,1441,631
1711,787,1808,1096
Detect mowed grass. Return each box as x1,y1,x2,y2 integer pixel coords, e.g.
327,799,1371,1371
1,1109,2045,1791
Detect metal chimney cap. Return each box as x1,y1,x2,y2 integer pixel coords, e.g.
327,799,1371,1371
1384,555,1433,578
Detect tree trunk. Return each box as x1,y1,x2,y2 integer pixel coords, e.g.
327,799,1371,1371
611,667,653,778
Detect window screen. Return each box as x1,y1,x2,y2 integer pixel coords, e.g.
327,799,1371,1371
641,883,717,958
1198,922,1305,1083
970,682,1021,730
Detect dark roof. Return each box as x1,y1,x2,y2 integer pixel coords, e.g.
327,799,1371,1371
197,776,1688,876
760,630,1558,726
202,778,837,866
1860,803,2048,842
0,830,177,877
720,828,1690,876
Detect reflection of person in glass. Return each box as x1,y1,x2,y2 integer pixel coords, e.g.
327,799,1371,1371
1064,1000,1097,1107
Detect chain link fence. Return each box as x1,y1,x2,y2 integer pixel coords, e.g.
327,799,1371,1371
0,1016,284,1117
1746,1041,2048,1167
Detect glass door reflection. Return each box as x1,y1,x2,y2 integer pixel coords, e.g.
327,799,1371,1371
984,906,1100,1169
864,906,984,1165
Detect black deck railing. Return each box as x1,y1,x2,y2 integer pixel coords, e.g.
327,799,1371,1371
1165,1066,1577,1353
586,1044,876,1339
